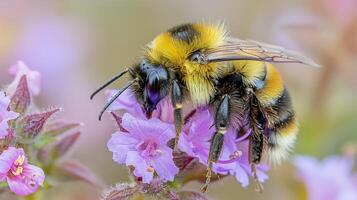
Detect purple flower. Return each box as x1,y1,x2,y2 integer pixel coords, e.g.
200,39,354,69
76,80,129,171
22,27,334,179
106,89,147,119
178,108,268,187
0,147,45,196
7,61,41,96
107,113,179,183
178,108,212,165
294,155,357,200
107,89,269,186
0,91,19,139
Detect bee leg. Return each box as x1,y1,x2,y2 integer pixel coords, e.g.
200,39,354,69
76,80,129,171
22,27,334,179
201,94,230,192
249,135,265,193
171,80,183,150
247,91,267,192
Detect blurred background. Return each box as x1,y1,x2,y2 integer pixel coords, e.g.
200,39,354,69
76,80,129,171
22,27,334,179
0,0,356,199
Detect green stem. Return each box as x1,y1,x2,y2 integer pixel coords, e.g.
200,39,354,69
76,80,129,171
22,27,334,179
21,190,43,200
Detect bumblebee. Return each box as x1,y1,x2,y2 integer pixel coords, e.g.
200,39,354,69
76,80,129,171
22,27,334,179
91,23,318,191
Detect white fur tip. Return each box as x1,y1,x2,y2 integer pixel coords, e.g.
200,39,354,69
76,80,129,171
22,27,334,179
268,132,297,165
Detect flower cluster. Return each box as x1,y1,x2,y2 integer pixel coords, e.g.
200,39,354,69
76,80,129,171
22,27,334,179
105,88,269,198
293,155,357,200
0,61,100,197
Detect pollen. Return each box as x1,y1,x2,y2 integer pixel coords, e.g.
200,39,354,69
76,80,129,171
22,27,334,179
11,155,26,176
12,166,23,176
146,166,155,173
14,155,25,166
155,149,163,155
229,150,243,159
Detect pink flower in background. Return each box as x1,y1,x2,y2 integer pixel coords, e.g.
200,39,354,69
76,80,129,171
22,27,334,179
7,61,41,96
0,91,19,139
0,62,99,197
316,0,357,25
294,155,357,200
107,113,178,183
0,147,45,196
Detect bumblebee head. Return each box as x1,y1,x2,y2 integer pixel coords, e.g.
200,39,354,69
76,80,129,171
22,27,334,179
130,59,170,117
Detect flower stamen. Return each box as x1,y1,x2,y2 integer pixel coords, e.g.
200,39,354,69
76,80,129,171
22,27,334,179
12,166,23,176
11,155,26,176
14,155,25,166
218,150,243,164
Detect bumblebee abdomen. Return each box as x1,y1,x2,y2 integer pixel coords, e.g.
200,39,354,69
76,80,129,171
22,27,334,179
231,60,267,89
230,60,285,107
255,63,284,106
266,88,298,164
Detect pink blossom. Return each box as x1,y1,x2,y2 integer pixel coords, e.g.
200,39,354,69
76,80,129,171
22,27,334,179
178,108,268,187
317,0,357,25
7,61,41,96
294,155,357,200
215,136,269,186
0,147,45,196
107,90,269,186
106,89,146,119
0,91,19,139
107,113,179,183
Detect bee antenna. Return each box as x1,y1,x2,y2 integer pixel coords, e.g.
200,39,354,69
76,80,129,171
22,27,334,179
90,68,129,100
98,78,137,121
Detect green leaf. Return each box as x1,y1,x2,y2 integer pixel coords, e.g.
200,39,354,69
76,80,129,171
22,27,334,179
0,181,8,188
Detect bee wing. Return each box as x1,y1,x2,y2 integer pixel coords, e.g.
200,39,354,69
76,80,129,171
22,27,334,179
204,37,319,67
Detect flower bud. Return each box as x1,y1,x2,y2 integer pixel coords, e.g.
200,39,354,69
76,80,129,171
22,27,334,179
101,183,138,200
53,160,104,189
38,131,80,166
9,75,31,114
16,108,60,141
52,131,80,158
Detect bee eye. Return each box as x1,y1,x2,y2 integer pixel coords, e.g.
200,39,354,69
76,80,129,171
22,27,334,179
188,51,206,64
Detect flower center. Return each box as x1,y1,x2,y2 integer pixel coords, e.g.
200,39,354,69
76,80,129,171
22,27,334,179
137,140,162,158
11,155,25,176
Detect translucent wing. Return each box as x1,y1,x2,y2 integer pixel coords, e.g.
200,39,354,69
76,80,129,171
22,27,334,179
203,37,319,67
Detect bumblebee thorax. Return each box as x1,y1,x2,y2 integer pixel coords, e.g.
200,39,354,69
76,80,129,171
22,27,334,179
183,62,218,106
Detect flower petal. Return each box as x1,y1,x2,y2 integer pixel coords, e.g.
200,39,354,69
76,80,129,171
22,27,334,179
107,132,138,164
125,151,153,183
7,164,45,196
7,61,41,96
233,164,250,187
0,147,19,180
0,121,10,139
106,89,145,119
121,113,174,142
151,146,179,182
